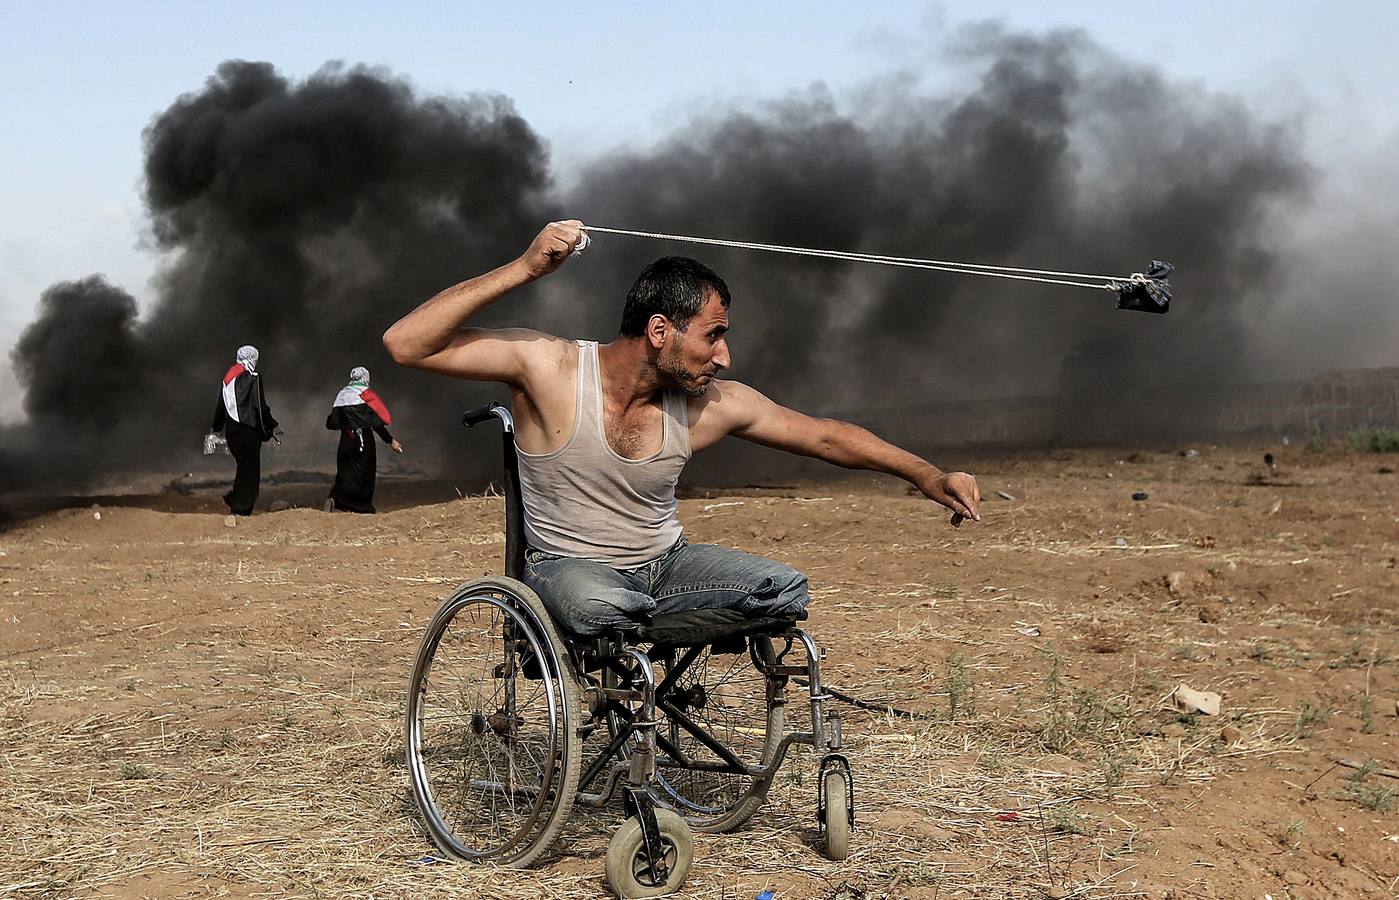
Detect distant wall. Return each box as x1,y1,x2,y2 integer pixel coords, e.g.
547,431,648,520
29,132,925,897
841,396,1058,448
839,367,1399,448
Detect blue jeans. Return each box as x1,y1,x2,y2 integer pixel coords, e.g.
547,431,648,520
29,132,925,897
523,537,810,636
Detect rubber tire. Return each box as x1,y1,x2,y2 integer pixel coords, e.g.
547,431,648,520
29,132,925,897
604,808,694,898
406,576,582,867
821,769,850,861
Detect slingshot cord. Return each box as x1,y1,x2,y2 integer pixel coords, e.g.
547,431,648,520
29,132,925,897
582,224,1130,292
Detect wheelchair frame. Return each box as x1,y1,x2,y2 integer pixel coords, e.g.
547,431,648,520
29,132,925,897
405,402,855,896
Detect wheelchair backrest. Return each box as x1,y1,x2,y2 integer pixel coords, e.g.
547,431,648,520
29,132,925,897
462,402,526,580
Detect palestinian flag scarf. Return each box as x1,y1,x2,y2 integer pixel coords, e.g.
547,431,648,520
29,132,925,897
221,364,269,431
327,379,392,431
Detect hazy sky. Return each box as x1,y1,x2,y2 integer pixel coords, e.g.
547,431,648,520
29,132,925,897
2,1,1397,419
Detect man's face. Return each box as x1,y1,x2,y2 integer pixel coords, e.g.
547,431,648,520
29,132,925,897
656,290,730,398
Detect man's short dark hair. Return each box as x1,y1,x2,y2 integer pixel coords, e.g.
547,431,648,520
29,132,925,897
619,257,732,337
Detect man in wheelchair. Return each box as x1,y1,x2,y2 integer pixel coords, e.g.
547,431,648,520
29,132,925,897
383,220,981,895
384,220,981,633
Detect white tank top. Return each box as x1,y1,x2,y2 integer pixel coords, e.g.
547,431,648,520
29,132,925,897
516,341,691,567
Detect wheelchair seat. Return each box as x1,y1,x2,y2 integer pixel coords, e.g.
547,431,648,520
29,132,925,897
618,607,807,647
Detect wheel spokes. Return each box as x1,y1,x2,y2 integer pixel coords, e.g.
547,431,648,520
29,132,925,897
409,594,565,858
650,641,774,819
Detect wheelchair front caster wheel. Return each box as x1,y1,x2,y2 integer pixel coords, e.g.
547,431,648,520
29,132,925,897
820,769,851,861
605,808,694,898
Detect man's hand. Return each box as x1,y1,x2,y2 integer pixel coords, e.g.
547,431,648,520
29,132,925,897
519,220,586,281
920,471,981,527
390,439,404,454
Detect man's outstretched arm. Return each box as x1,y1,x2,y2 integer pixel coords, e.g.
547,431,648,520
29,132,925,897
696,380,981,524
382,220,585,382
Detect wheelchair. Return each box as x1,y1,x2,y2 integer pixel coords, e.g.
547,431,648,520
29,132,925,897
405,403,855,897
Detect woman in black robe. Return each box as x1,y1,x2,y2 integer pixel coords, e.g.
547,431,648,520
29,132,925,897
210,345,279,516
324,367,403,513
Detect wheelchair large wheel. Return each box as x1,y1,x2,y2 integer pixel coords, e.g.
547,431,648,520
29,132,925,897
613,636,784,833
405,577,581,866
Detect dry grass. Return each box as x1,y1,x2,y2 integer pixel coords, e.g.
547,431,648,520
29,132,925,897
0,636,1303,900
3,449,1395,898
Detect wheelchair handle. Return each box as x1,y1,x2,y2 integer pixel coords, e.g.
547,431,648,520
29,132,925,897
462,402,515,433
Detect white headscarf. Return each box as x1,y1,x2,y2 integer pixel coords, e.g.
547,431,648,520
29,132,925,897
349,366,369,385
236,345,260,373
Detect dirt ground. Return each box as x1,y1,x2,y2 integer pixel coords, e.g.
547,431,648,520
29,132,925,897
1,444,1395,899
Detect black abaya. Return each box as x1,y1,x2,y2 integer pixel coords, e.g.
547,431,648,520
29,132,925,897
223,421,263,515
328,425,393,513
212,372,277,516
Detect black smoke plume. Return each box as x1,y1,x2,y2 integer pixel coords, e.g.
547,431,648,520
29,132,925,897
15,277,144,431
5,26,1323,491
7,60,551,487
2,277,147,489
564,27,1309,416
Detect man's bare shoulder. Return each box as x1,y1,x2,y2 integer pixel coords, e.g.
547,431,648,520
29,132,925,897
688,379,768,449
508,328,573,363
716,379,771,405
469,327,574,373
689,378,750,415
481,327,571,352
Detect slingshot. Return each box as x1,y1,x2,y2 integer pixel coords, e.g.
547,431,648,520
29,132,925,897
578,225,1174,315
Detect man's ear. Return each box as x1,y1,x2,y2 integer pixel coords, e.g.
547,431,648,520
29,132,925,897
646,314,671,349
